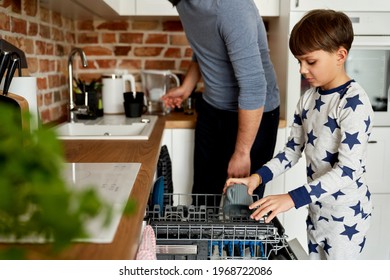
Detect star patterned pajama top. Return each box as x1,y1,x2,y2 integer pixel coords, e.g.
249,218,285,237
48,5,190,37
255,80,374,259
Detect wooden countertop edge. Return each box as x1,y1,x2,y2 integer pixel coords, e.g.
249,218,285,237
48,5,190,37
163,112,287,129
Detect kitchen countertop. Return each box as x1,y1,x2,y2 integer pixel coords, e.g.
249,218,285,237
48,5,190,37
0,111,286,259
0,115,165,260
60,117,165,260
163,111,286,129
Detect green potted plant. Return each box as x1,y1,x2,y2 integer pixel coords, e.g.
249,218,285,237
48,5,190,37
0,103,122,259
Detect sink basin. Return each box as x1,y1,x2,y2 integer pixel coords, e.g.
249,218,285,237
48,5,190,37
55,115,158,140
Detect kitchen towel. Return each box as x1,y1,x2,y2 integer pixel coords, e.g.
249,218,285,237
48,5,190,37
136,225,157,260
157,145,173,206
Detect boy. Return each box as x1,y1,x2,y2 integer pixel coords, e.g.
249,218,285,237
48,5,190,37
225,9,374,260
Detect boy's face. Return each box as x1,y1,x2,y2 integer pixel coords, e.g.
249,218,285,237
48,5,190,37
295,48,348,91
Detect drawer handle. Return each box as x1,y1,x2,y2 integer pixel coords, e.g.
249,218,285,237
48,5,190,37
368,141,378,144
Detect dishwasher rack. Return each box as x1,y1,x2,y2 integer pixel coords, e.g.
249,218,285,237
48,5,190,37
145,193,297,260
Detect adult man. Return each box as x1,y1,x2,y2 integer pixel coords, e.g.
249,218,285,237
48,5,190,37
164,0,280,203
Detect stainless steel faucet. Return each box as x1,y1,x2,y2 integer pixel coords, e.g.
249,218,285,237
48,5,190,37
68,48,88,122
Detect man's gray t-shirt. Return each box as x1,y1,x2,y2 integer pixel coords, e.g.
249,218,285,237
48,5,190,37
176,0,280,112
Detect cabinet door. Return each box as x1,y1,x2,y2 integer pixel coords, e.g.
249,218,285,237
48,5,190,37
283,150,308,251
365,127,390,194
290,0,390,12
264,127,286,197
161,129,172,154
102,0,136,16
359,194,390,259
253,0,280,17
161,128,194,205
136,0,178,16
171,129,194,197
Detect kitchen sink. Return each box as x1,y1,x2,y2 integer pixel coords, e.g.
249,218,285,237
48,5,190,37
55,115,157,140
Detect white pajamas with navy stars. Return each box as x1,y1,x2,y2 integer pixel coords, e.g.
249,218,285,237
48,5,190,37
256,80,374,260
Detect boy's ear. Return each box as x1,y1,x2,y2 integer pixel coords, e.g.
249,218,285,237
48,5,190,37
336,47,348,64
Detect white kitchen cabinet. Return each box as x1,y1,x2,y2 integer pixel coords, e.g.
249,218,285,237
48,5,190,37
365,127,390,194
359,127,390,259
136,0,280,17
254,0,280,17
136,0,178,16
102,0,177,16
281,128,308,251
102,0,136,16
103,0,280,17
264,127,286,198
161,128,194,205
290,0,390,12
359,194,390,260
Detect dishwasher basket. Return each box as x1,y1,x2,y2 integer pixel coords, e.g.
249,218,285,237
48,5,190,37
145,193,297,260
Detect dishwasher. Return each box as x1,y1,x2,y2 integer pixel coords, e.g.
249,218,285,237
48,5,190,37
145,193,304,260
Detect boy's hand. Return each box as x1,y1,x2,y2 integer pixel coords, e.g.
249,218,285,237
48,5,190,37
224,174,259,195
249,193,295,223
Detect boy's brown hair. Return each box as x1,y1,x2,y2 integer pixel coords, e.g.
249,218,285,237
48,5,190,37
289,9,354,56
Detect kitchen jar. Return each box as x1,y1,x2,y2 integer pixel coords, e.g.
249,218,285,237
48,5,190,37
102,74,135,114
141,70,180,115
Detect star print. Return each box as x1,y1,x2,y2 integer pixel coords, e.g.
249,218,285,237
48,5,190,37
324,116,340,133
322,238,332,255
318,216,329,222
366,189,371,201
322,150,338,167
361,210,370,219
314,201,322,208
332,190,345,200
332,215,344,222
340,223,359,240
293,113,302,125
359,237,367,253
307,129,317,146
361,159,367,173
302,108,309,121
286,138,300,151
314,96,325,111
350,201,361,216
308,240,319,254
342,132,361,150
364,116,371,133
285,161,292,169
275,152,288,163
307,163,315,180
306,216,315,230
309,182,326,198
340,165,354,179
344,95,363,111
356,178,363,188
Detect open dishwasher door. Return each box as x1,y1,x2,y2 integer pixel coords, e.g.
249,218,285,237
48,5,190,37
145,193,307,260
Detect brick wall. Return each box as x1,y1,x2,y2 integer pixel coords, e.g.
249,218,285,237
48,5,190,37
0,0,190,124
